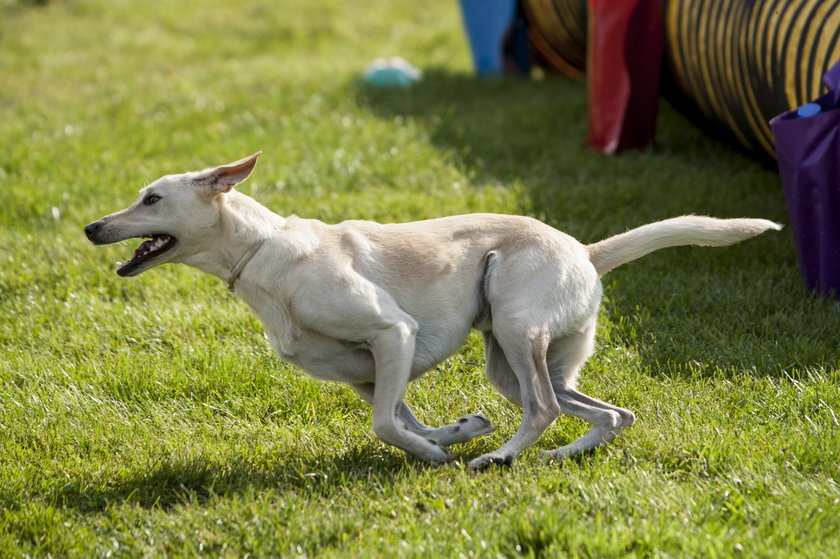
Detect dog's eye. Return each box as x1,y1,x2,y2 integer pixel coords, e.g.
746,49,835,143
143,194,161,206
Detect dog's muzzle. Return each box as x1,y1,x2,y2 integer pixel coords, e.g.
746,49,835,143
84,219,107,244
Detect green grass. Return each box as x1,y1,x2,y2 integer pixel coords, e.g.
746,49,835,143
2,0,839,557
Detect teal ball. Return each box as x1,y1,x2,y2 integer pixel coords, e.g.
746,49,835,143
362,57,422,89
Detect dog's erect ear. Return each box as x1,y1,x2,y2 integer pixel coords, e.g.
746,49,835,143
193,152,262,195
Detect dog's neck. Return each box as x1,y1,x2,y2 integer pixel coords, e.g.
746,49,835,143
226,237,265,292
179,190,317,291
178,191,280,278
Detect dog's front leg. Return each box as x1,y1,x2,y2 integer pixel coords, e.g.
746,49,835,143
367,322,454,464
352,383,496,447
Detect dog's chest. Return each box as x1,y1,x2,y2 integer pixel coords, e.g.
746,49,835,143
242,292,377,383
266,326,377,383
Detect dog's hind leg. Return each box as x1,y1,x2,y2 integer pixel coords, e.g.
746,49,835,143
352,383,496,446
541,327,635,461
542,384,635,461
469,327,560,470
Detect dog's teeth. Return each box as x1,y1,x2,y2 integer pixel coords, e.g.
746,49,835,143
116,260,128,269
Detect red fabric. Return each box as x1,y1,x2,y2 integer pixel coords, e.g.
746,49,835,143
586,0,665,154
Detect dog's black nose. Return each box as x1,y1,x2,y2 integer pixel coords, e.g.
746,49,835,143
84,220,101,241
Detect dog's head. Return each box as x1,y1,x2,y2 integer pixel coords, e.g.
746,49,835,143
84,152,261,277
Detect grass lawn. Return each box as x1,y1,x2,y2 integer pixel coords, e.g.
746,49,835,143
2,0,839,557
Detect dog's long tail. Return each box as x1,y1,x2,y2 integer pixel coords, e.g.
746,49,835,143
586,215,782,276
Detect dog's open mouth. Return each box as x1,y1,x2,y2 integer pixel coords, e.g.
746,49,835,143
116,234,177,277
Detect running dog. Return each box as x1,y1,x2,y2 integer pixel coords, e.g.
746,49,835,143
85,153,781,469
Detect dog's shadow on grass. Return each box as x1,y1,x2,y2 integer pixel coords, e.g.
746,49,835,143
52,445,467,514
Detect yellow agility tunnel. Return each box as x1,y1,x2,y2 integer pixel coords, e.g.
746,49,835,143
522,0,840,159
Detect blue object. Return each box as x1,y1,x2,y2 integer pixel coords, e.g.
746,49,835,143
459,0,517,76
797,102,822,118
362,57,422,89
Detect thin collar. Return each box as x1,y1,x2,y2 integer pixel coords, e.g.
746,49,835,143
226,239,266,292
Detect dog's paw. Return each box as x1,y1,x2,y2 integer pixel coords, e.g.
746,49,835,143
433,452,456,466
468,451,515,472
460,413,495,434
414,439,455,465
431,414,497,446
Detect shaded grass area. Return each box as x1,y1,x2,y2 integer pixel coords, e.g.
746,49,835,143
1,0,839,557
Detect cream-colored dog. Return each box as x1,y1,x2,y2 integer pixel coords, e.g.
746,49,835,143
85,153,781,469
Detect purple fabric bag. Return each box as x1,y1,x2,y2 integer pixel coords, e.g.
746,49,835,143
770,59,840,297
